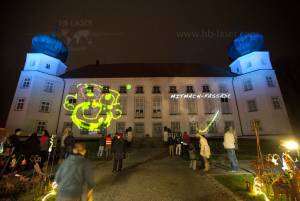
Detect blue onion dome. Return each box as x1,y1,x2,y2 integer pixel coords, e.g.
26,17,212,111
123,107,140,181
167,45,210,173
31,33,68,62
227,33,264,60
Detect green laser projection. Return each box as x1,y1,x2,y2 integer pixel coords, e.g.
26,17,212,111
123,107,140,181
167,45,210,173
63,83,123,133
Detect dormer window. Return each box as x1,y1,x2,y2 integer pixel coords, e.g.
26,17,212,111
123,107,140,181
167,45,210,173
186,86,194,93
45,64,50,69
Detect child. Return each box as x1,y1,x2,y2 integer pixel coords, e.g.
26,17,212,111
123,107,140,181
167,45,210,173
188,144,197,170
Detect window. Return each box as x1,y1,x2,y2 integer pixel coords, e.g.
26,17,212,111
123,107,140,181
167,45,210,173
220,98,231,114
169,86,177,93
187,99,197,114
119,96,127,115
102,86,110,93
186,85,194,93
246,62,252,68
134,123,145,137
207,121,217,133
119,86,127,94
202,85,210,93
116,122,126,133
272,97,281,109
30,60,36,66
15,98,25,111
45,64,50,69
135,86,144,94
44,81,54,93
244,80,253,91
69,98,77,104
62,122,73,132
39,101,51,113
21,78,31,89
170,99,180,115
152,122,163,137
247,99,258,112
251,119,262,132
69,85,77,94
266,76,275,87
189,122,198,135
224,121,234,132
36,121,47,133
204,99,215,114
219,84,228,93
135,97,144,118
86,85,94,93
171,122,181,133
152,86,161,94
152,96,162,118
261,58,267,65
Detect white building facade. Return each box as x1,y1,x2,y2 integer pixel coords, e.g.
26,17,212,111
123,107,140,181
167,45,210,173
5,35,292,138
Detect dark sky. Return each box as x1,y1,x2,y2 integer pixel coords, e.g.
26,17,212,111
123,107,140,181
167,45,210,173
1,0,300,127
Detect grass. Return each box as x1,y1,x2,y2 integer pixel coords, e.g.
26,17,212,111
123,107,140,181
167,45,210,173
214,174,266,201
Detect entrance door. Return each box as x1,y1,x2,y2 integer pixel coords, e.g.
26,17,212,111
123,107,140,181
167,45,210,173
134,122,145,137
152,122,162,137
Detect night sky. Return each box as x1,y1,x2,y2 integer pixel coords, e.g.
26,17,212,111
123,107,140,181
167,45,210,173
1,0,300,130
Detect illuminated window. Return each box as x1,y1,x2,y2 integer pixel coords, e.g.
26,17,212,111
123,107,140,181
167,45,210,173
272,97,281,109
187,99,197,114
221,98,231,114
152,86,161,94
169,99,180,115
119,86,127,93
45,64,50,69
36,121,47,133
39,101,51,113
171,122,180,133
15,98,25,111
247,99,257,112
119,96,127,115
21,78,31,89
135,86,144,94
202,85,210,93
116,122,126,133
244,80,253,91
189,122,198,135
135,96,144,118
207,121,217,133
152,96,162,118
186,85,194,93
266,76,275,87
44,81,54,93
169,86,177,93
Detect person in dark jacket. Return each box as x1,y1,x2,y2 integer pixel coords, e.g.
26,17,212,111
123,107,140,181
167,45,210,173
175,133,182,156
8,128,22,158
112,134,126,172
55,143,95,201
167,134,175,157
64,133,76,158
40,130,50,165
97,134,106,158
24,133,40,169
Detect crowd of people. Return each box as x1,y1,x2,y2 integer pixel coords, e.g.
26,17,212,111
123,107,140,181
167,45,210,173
163,126,239,173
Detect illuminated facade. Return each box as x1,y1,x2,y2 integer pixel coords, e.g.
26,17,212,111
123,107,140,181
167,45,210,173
5,34,292,137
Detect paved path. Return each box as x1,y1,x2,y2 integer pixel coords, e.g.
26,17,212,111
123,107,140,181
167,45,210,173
90,148,239,201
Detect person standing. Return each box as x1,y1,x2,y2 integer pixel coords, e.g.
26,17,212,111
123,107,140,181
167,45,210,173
97,134,106,158
167,134,175,157
163,127,168,145
182,131,190,159
105,134,112,160
60,128,69,159
112,134,126,172
24,133,40,169
223,126,239,172
188,144,197,170
40,130,50,165
64,132,76,158
199,135,211,172
175,133,182,156
9,128,22,158
55,143,95,201
127,127,133,148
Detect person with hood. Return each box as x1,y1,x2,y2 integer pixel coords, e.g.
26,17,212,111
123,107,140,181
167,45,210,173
112,134,126,172
199,134,211,172
55,143,95,201
223,126,239,172
40,129,50,164
64,132,76,158
175,133,182,156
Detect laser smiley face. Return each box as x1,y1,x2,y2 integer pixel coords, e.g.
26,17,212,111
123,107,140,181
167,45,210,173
63,83,123,133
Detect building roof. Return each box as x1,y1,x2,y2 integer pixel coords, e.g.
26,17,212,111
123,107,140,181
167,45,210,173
61,63,236,78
